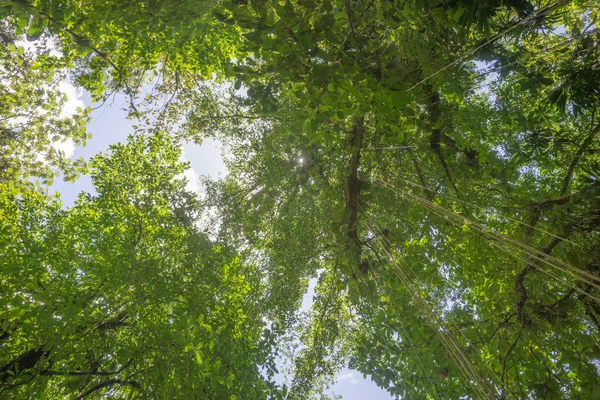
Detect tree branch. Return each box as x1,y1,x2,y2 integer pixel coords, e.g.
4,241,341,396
75,379,141,400
547,288,576,309
345,116,365,259
43,358,134,377
484,313,516,344
409,152,433,200
501,331,522,387
560,120,600,196
0,348,49,383
515,237,562,326
425,91,462,199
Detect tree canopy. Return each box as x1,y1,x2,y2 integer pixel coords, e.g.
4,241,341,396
1,0,600,398
1,134,285,399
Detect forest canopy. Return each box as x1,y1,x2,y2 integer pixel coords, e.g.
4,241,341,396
1,0,600,398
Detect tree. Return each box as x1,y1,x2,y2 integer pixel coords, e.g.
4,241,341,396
2,0,600,398
0,133,283,399
188,1,600,397
1,0,241,104
0,29,88,189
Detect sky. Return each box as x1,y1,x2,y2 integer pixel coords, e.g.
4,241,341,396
50,81,393,400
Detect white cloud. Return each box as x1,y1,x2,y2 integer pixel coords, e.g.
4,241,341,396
179,147,202,194
337,372,358,385
183,167,201,193
53,138,75,158
14,39,37,54
49,81,85,159
15,36,61,58
58,81,85,118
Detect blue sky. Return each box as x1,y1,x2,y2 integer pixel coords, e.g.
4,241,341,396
50,83,392,400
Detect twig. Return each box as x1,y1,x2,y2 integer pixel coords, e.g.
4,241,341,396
75,379,141,400
560,120,600,196
501,330,522,385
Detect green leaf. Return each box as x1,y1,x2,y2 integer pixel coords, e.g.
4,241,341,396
26,17,46,41
452,7,466,22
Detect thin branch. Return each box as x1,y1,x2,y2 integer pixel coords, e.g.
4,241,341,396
547,288,576,309
74,379,141,400
501,331,522,385
192,114,281,121
560,121,600,196
484,313,516,344
345,116,365,258
425,90,462,200
515,237,562,326
409,151,433,200
43,358,134,377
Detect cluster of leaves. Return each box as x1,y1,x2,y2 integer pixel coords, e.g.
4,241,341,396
0,28,88,189
187,0,600,398
0,134,286,399
1,0,243,102
1,0,600,398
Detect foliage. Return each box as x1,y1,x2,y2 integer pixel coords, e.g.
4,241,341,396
187,1,600,398
1,0,600,399
0,0,241,103
0,31,88,189
0,134,282,399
